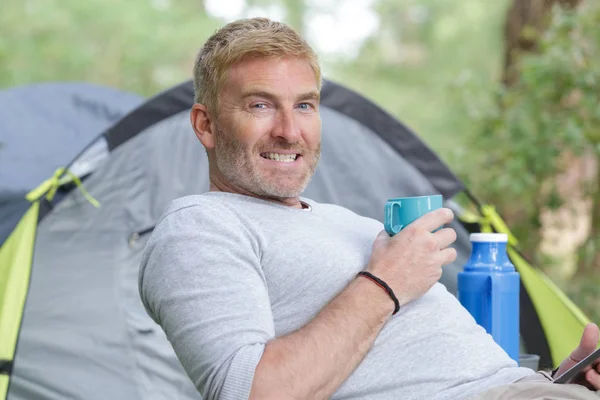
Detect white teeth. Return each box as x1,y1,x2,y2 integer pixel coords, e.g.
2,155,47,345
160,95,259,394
263,153,297,162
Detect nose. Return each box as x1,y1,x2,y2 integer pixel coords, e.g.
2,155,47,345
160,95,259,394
272,108,301,143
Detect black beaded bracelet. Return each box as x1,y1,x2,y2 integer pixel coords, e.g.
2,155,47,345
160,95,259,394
357,271,400,315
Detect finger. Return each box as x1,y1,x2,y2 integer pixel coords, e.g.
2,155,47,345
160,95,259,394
571,323,600,362
433,227,457,249
411,208,454,233
438,247,457,266
584,368,600,390
582,323,600,348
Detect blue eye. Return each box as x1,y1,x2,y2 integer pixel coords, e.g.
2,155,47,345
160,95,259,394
299,103,311,109
253,103,266,109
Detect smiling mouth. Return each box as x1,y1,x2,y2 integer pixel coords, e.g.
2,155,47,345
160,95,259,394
260,152,299,163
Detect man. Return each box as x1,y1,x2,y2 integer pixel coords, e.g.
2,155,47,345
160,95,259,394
139,17,600,400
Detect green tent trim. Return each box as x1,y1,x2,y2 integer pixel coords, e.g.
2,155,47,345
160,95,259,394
0,202,39,398
510,248,589,367
0,167,98,399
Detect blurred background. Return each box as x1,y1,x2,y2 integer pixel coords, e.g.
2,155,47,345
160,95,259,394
2,0,600,320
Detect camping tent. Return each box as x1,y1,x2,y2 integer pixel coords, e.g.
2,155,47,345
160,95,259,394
0,82,143,246
0,79,592,400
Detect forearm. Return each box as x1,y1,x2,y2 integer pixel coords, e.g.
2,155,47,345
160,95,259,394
249,276,394,400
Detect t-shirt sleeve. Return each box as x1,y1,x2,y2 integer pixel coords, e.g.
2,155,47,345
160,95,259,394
138,203,274,400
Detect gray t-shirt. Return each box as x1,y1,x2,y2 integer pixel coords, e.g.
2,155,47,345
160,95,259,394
139,192,533,400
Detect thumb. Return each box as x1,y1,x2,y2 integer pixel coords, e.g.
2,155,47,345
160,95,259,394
571,323,599,362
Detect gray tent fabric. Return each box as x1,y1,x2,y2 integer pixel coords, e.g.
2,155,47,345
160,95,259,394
0,196,29,246
10,114,206,400
0,82,143,245
0,82,142,194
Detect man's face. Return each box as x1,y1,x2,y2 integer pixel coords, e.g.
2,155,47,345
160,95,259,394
211,56,321,200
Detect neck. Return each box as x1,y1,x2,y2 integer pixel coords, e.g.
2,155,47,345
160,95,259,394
208,176,303,209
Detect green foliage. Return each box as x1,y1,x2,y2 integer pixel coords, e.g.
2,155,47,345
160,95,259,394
457,2,600,264
0,0,222,96
566,272,600,323
326,0,510,157
0,0,509,157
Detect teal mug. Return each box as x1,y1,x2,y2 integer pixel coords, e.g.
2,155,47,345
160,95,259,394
384,195,443,236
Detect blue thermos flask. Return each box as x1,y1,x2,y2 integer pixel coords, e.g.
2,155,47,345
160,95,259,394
458,233,520,362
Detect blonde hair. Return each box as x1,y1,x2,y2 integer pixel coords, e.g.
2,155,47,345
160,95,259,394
193,17,321,114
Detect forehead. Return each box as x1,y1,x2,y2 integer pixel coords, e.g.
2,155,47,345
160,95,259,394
222,56,318,95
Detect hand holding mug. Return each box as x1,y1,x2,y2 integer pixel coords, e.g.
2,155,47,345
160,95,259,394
384,195,444,236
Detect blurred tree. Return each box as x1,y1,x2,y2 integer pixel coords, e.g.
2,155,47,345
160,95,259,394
327,0,510,157
245,0,306,35
0,0,221,96
499,0,586,276
281,0,306,36
503,0,582,86
460,1,600,293
1,0,509,165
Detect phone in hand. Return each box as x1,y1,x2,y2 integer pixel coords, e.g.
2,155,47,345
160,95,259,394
553,347,600,387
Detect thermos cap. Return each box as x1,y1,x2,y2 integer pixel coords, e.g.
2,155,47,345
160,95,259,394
470,233,508,242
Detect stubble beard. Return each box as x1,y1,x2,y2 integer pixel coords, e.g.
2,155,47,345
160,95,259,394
213,128,321,200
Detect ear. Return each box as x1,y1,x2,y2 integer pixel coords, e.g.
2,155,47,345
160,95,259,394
190,103,216,149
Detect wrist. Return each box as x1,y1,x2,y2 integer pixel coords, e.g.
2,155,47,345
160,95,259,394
357,271,400,315
354,273,396,317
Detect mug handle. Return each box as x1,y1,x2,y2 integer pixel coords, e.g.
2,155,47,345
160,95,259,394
384,201,403,236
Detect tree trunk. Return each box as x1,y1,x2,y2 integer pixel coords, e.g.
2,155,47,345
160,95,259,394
539,151,596,280
589,192,600,272
503,0,583,86
502,0,588,278
577,159,600,275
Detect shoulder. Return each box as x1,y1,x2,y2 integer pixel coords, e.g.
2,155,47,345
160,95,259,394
162,194,233,218
139,194,263,312
155,193,246,231
143,194,262,262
